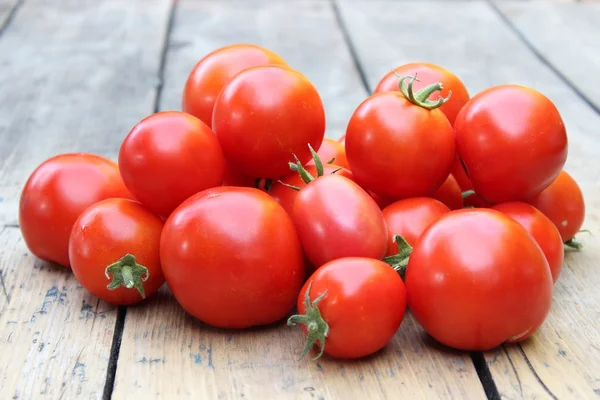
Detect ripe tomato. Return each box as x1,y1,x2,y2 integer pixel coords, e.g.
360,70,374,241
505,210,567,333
454,85,568,203
432,174,463,210
68,198,164,304
307,138,349,169
406,209,553,351
374,62,470,125
527,170,585,244
492,202,564,283
19,153,134,267
382,197,450,254
450,157,472,191
368,190,395,210
119,111,226,217
182,44,287,127
213,65,326,178
288,257,407,359
221,162,257,187
346,76,455,199
293,174,388,268
160,187,305,328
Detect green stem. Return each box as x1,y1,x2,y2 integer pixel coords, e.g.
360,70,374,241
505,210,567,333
394,74,452,110
564,238,583,250
462,190,476,199
105,254,149,298
382,235,413,280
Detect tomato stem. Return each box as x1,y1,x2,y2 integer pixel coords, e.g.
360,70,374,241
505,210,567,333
462,190,476,199
289,144,329,185
277,180,301,191
382,235,413,280
394,73,451,110
326,157,335,164
104,253,149,298
564,237,583,250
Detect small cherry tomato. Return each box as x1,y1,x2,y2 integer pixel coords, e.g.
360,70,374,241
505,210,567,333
432,174,463,210
19,153,134,267
307,138,349,169
288,257,407,359
68,198,165,305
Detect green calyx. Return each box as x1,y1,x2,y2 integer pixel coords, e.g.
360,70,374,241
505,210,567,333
394,73,452,110
287,281,330,360
462,190,476,199
382,235,413,280
279,144,327,191
105,253,149,298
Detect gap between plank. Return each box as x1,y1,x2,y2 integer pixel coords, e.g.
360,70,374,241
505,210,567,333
470,352,501,400
0,0,24,37
154,0,178,114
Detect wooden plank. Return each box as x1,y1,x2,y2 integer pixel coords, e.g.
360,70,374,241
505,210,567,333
0,0,19,30
0,1,171,398
113,1,486,398
338,0,600,398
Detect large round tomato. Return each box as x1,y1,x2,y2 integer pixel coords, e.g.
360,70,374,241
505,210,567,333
288,257,407,359
527,170,585,243
19,153,135,267
160,187,305,328
292,174,387,268
182,44,287,127
431,174,463,210
119,111,225,217
307,138,349,169
454,85,568,204
405,209,553,351
374,63,470,125
69,198,165,304
346,82,455,199
492,202,564,283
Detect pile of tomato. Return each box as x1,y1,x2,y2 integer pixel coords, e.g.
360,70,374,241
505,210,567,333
18,44,586,360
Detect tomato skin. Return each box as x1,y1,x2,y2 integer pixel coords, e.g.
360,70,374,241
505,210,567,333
298,257,407,359
213,65,326,178
182,44,287,127
292,175,387,268
19,153,135,268
160,187,305,328
526,170,585,242
492,202,564,283
454,85,568,204
374,62,470,125
119,111,225,218
307,138,349,169
405,209,553,351
382,197,450,254
345,92,455,199
368,190,395,210
221,162,257,187
68,198,165,304
432,174,463,210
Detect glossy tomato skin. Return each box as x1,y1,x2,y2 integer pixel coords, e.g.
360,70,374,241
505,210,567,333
182,44,287,127
345,92,455,199
307,138,349,169
213,65,326,178
374,63,470,125
68,198,165,305
527,170,585,242
492,202,564,283
298,257,407,359
293,175,387,268
382,197,450,254
454,85,568,204
160,187,305,328
19,153,135,268
432,174,463,210
119,111,226,218
406,209,553,351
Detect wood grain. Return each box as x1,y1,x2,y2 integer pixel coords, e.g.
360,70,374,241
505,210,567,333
0,0,19,31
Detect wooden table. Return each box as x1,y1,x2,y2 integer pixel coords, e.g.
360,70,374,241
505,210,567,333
1,0,599,399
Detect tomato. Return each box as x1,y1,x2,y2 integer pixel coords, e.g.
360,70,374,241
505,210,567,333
19,153,134,267
292,173,388,268
213,65,326,178
307,138,349,169
382,197,450,254
405,209,553,351
182,44,287,127
338,134,346,144
68,198,164,304
221,162,257,188
374,62,470,125
288,257,407,359
160,187,305,328
527,170,585,244
492,202,564,283
346,76,455,199
450,157,472,191
431,174,463,210
368,190,395,210
454,85,568,204
119,111,226,217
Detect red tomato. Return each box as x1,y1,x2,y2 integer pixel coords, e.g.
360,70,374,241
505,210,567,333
492,202,564,283
406,209,553,351
213,65,326,178
307,138,349,169
368,190,395,210
527,170,585,243
292,174,388,268
375,62,470,125
432,174,463,210
454,85,568,203
346,78,455,199
160,187,305,328
19,153,134,267
221,162,257,188
182,44,287,127
68,198,164,304
288,257,407,359
119,111,225,217
382,197,450,254
450,157,472,191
